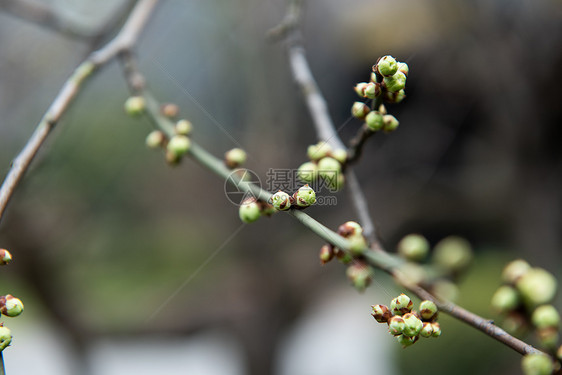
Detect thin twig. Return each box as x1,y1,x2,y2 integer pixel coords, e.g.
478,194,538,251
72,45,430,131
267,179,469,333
0,0,159,223
346,125,373,165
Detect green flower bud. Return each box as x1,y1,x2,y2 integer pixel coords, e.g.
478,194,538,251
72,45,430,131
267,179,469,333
384,89,406,104
335,248,353,265
370,72,378,83
491,285,520,313
328,173,345,191
502,259,531,284
420,322,434,338
165,150,181,165
346,263,373,292
396,262,427,285
365,111,384,132
317,157,342,173
378,104,388,115
397,62,409,77
297,162,319,184
0,326,12,351
307,142,332,161
521,353,553,375
293,184,316,207
354,82,369,97
402,313,423,337
319,244,335,265
145,130,165,149
0,249,12,265
419,300,438,321
396,334,417,348
376,55,398,77
430,322,442,337
532,305,560,329
348,235,368,255
330,149,348,164
167,135,191,157
224,148,247,169
432,236,472,273
516,268,557,308
364,82,380,99
0,295,23,317
383,71,407,93
397,234,429,262
270,191,292,211
502,312,526,335
160,103,179,118
351,101,370,120
390,293,413,316
238,198,261,223
175,119,193,135
431,280,459,302
124,96,145,116
371,304,392,323
382,114,399,133
388,316,405,336
337,221,363,238
537,327,558,349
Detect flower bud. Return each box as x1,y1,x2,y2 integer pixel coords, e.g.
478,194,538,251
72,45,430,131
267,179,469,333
354,82,369,97
491,285,520,313
431,280,459,302
537,327,558,348
317,157,342,173
396,334,417,348
330,149,348,164
388,316,405,336
521,353,553,375
378,104,388,115
402,313,423,337
419,300,438,321
337,221,363,238
365,111,384,132
502,259,531,284
430,322,441,337
364,82,380,99
420,322,434,338
502,312,527,335
383,72,407,93
124,96,145,116
167,135,191,157
0,249,12,265
370,72,378,83
346,263,373,292
532,305,560,329
376,55,398,77
238,198,261,223
270,191,292,211
175,119,193,135
397,234,429,262
160,103,179,118
396,263,426,285
145,130,165,149
390,293,413,315
397,62,409,77
328,173,345,191
293,184,316,207
0,295,23,317
0,326,11,351
319,244,335,265
432,236,472,273
371,304,392,323
297,162,318,184
335,248,353,264
307,142,332,161
165,150,181,165
348,235,368,255
516,268,557,308
224,148,247,169
382,114,399,133
384,89,406,104
351,101,370,120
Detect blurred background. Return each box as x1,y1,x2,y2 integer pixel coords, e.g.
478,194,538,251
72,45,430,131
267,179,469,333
0,0,561,374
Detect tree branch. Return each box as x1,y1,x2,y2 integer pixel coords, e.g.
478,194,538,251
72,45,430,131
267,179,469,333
0,0,159,223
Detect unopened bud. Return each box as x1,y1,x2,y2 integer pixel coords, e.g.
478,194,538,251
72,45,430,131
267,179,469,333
430,322,441,337
354,82,369,97
0,326,11,351
330,149,348,164
167,135,191,157
402,313,423,337
397,234,429,262
175,119,193,135
0,249,12,265
532,305,560,329
145,130,165,149
371,304,392,323
537,327,558,349
521,353,553,375
124,96,145,116
319,244,335,265
390,293,413,315
396,334,417,348
516,267,557,307
420,322,434,338
317,157,342,173
365,111,384,132
419,300,438,321
270,191,292,211
307,142,332,161
432,236,472,273
346,263,373,292
160,103,179,118
383,72,407,93
431,280,459,302
293,184,316,207
348,235,368,255
388,316,405,336
297,162,318,184
397,62,409,77
502,259,531,284
338,221,363,238
239,198,261,223
224,148,247,169
382,114,399,133
351,101,370,120
384,89,406,104
376,55,398,77
0,295,24,317
364,82,380,99
491,285,520,313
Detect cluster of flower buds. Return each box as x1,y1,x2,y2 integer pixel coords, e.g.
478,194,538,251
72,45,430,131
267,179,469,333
297,141,347,191
351,55,409,134
319,221,368,263
491,259,560,353
241,185,317,223
0,248,24,352
372,294,441,348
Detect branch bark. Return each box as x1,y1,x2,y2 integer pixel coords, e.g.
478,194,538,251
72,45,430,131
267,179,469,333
0,0,159,223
